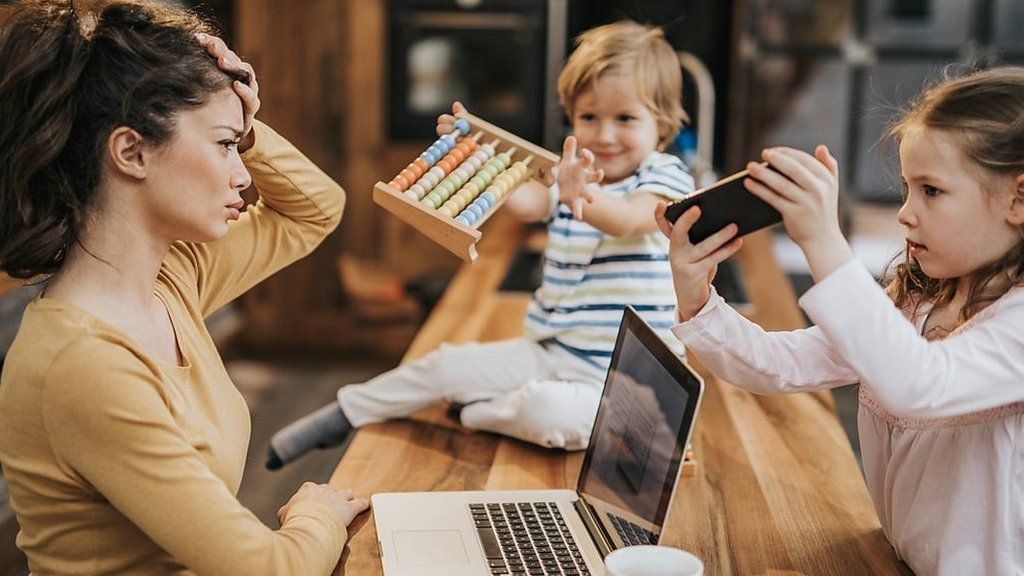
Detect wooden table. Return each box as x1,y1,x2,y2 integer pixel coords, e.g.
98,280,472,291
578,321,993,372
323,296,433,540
330,214,911,575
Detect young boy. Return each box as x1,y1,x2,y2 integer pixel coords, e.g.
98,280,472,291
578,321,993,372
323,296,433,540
267,20,695,467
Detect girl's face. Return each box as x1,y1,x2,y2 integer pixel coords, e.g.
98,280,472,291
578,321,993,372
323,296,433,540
143,88,251,243
897,126,1022,281
570,72,661,184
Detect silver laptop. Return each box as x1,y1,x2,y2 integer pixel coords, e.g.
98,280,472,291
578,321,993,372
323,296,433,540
372,306,705,576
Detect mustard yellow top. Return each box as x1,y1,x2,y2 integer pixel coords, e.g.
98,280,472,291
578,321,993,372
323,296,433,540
0,121,348,575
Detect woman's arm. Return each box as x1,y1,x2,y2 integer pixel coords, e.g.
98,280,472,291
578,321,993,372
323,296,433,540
163,119,345,317
42,341,363,575
162,35,344,317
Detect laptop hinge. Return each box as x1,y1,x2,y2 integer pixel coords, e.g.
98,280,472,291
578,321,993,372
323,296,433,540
573,497,614,557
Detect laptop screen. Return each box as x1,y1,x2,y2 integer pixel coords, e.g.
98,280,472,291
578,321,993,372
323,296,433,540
576,307,702,532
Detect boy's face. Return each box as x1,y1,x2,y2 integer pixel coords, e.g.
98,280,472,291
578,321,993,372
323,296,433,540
570,73,660,184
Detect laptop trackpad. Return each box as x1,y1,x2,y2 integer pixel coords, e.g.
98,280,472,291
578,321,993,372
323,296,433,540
393,529,470,567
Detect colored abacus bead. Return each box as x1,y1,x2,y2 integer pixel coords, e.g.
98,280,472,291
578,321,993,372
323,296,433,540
437,157,457,173
399,167,418,184
453,118,471,134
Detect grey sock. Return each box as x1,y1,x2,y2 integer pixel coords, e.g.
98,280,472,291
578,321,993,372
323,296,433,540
266,401,352,470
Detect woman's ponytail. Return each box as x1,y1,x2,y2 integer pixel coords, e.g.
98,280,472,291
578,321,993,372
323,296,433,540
0,2,93,279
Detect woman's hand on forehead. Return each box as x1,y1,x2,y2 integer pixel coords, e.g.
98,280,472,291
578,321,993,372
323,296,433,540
196,33,260,150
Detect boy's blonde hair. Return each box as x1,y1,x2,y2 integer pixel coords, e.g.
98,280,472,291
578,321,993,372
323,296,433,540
557,20,687,150
884,66,1024,327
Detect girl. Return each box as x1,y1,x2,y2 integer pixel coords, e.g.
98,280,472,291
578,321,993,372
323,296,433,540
0,1,367,574
658,67,1024,575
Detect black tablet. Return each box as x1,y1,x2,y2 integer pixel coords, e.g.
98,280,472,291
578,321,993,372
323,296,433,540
664,163,782,244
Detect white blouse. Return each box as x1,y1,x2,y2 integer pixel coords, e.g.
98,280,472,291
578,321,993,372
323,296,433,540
671,260,1024,576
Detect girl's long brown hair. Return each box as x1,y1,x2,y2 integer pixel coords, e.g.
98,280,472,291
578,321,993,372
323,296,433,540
885,67,1024,325
0,0,249,280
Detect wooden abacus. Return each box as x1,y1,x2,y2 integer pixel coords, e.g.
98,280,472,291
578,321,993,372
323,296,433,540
373,111,560,262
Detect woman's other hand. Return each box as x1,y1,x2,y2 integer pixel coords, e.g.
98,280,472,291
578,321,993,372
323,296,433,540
277,482,370,528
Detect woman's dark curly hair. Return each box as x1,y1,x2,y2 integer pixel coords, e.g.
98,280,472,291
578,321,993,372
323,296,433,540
0,0,250,279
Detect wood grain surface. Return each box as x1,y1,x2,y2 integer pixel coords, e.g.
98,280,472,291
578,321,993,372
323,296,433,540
330,218,911,575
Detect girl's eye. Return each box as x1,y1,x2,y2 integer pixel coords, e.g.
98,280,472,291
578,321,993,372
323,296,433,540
617,114,635,122
578,113,595,122
922,184,941,198
219,140,240,152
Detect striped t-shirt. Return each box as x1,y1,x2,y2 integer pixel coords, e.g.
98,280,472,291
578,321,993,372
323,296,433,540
524,151,695,371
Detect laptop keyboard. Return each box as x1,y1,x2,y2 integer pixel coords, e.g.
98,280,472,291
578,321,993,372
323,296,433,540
469,502,591,575
607,513,658,546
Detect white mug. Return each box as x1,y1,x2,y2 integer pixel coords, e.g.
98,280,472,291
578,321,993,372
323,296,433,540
603,545,704,576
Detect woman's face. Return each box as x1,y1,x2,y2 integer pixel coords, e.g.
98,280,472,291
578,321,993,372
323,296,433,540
143,88,251,243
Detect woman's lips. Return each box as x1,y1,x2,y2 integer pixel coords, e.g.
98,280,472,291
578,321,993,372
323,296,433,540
227,199,245,221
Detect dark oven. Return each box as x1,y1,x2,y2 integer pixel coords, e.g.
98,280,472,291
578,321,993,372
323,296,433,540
388,0,567,149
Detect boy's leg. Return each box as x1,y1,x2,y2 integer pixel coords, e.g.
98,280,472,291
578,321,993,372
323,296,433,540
339,338,553,426
268,338,552,468
458,378,603,450
458,344,607,450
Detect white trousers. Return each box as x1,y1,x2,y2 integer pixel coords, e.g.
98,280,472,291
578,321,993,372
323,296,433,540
337,337,606,450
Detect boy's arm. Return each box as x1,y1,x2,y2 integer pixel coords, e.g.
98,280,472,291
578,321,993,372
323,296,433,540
579,191,663,236
557,137,693,236
502,179,554,223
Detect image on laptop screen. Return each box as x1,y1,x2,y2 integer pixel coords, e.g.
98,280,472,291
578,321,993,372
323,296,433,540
577,321,692,528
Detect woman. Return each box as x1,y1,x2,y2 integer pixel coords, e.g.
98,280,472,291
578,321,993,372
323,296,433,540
0,1,367,574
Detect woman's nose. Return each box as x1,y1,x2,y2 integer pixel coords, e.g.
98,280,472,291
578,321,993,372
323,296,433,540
231,157,252,191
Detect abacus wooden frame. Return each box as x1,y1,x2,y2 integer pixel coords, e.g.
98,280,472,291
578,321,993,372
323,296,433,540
373,110,560,262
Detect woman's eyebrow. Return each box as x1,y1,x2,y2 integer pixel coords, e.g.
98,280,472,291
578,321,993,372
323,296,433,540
213,125,245,138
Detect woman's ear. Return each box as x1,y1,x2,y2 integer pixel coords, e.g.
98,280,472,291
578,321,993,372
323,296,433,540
106,126,148,180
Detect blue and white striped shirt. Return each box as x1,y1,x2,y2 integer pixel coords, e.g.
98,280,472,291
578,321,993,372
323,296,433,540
524,151,695,370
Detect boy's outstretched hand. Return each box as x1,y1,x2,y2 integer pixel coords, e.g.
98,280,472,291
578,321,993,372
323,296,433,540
557,136,605,220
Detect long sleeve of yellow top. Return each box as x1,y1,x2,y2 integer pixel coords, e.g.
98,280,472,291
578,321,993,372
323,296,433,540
0,121,350,576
